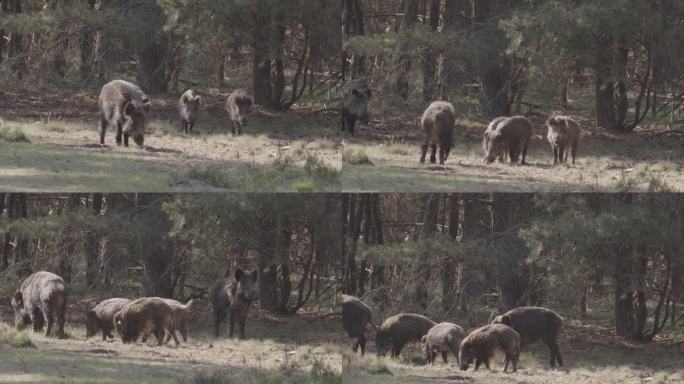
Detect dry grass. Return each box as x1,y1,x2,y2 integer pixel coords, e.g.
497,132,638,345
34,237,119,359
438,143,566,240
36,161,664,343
342,116,684,192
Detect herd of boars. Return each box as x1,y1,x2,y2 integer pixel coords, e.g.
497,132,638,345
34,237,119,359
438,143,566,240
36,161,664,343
97,79,253,148
341,85,583,167
9,269,259,346
342,294,565,373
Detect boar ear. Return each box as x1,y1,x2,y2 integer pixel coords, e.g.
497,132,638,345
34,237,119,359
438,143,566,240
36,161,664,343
124,101,136,116
501,315,511,325
235,268,244,280
251,269,258,281
13,291,23,306
143,98,151,113
195,96,201,103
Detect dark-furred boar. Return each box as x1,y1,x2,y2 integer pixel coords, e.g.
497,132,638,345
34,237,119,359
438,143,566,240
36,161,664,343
484,116,533,165
546,116,581,165
491,306,564,367
341,295,376,355
376,313,436,358
420,101,455,165
210,268,258,339
341,84,371,136
483,116,509,163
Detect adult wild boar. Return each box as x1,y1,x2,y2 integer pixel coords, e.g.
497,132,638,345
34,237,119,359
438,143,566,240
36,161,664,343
226,90,253,136
375,313,436,358
420,101,455,165
159,298,199,343
483,116,509,163
484,116,533,165
546,116,581,165
178,89,201,134
341,84,371,135
421,322,465,365
491,306,564,367
210,268,259,339
86,298,131,341
113,297,179,346
459,324,520,373
99,79,150,147
11,271,67,338
341,295,377,355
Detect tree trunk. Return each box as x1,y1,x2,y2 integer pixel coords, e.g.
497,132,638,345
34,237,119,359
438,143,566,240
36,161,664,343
440,0,472,100
395,0,420,100
422,0,440,102
85,193,103,287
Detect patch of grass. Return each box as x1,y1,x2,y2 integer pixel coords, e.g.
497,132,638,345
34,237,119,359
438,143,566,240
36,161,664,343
43,121,67,133
10,331,37,348
292,181,316,192
366,358,392,375
343,148,374,166
0,125,31,143
383,143,412,156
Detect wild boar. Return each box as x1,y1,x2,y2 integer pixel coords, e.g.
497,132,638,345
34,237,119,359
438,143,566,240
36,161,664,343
484,116,533,165
491,306,564,367
113,297,179,346
159,298,199,343
375,313,436,358
342,85,371,135
341,295,377,355
210,268,259,339
421,322,465,365
179,89,201,134
483,116,509,163
420,101,456,165
86,298,131,341
546,116,581,165
11,271,67,338
459,324,520,373
99,79,150,147
226,90,253,136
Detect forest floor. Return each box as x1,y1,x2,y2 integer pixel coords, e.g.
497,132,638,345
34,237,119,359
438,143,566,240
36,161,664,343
342,114,684,192
0,90,341,192
0,302,343,384
343,323,684,384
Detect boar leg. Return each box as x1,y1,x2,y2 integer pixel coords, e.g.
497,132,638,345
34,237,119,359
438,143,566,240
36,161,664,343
213,308,226,337
521,142,529,165
31,308,44,333
188,121,194,133
99,117,107,145
115,123,123,146
552,146,559,165
238,311,247,339
420,144,429,163
56,302,66,338
42,305,54,337
441,351,448,364
558,145,565,163
179,322,187,343
359,335,367,355
570,140,578,165
547,340,563,367
474,359,482,371
429,144,437,164
439,147,447,165
123,132,130,147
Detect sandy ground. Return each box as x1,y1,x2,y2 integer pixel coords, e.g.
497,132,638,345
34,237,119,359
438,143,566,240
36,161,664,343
342,115,684,192
0,302,343,383
0,91,341,192
343,323,684,384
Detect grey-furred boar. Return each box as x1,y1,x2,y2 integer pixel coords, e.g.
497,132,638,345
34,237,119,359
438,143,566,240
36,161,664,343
159,298,200,343
421,322,465,365
113,297,179,346
546,116,581,165
491,306,564,367
483,116,509,163
226,90,253,136
11,271,67,338
342,84,372,136
86,298,131,341
484,116,533,165
341,295,377,355
375,313,436,358
210,268,259,339
99,79,150,147
459,323,520,373
178,89,201,134
420,101,456,165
